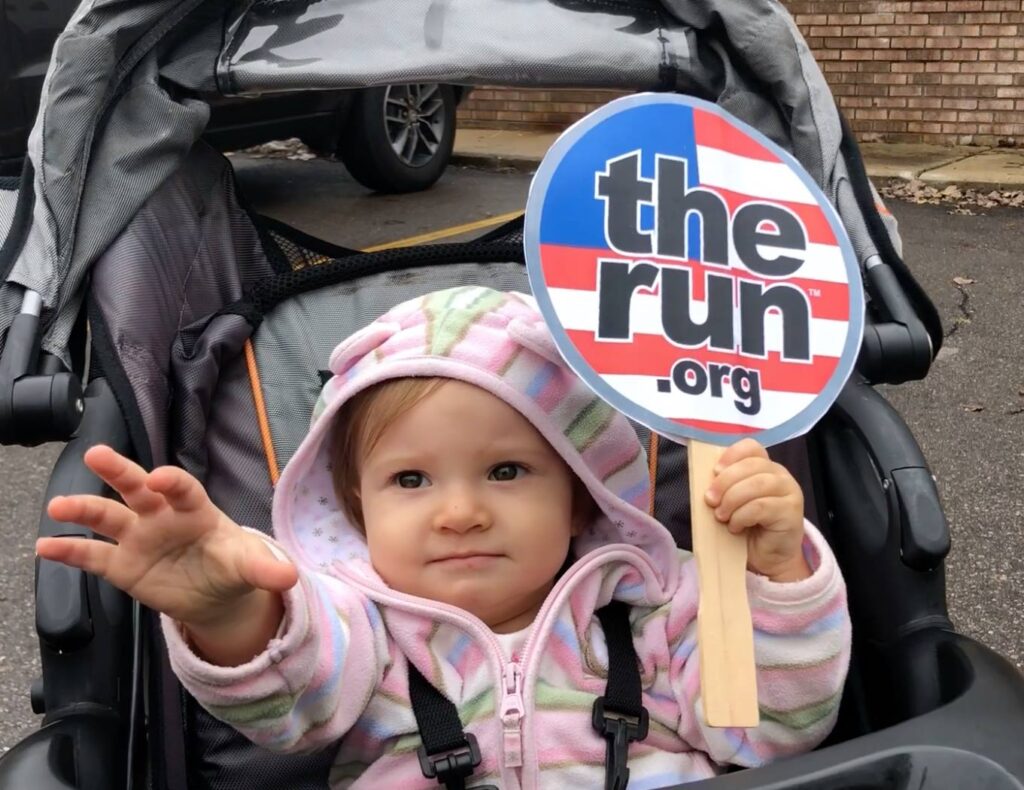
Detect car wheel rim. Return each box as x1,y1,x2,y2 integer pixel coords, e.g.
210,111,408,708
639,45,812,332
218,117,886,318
384,84,446,168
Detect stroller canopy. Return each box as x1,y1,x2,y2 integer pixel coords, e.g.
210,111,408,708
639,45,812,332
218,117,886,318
1,0,862,367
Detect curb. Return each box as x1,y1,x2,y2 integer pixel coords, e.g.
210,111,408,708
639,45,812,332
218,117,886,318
451,152,541,174
451,150,957,184
452,147,1024,192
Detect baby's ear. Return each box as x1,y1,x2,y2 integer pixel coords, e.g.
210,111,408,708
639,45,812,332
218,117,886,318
570,477,599,537
570,505,591,537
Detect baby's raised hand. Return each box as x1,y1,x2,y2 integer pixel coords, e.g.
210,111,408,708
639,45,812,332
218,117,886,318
37,446,297,660
703,438,811,583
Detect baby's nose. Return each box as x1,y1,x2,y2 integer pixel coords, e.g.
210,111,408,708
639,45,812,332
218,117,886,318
434,487,490,533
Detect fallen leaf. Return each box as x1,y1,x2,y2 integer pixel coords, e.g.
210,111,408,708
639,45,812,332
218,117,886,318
879,181,1024,211
952,276,977,286
963,403,985,412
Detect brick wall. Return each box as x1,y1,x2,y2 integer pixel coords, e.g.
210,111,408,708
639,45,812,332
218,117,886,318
458,2,1024,146
793,1,1024,145
458,88,628,131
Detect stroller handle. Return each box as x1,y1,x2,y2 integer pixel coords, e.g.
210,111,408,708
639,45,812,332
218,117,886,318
858,257,935,386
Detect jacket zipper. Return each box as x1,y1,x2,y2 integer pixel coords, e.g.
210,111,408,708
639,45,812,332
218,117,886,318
500,663,525,768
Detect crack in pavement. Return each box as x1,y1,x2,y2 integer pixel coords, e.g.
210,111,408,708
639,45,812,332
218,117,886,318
914,146,995,181
945,282,975,339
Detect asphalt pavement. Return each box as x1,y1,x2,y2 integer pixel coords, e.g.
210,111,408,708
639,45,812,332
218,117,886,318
0,157,1020,753
879,201,1024,669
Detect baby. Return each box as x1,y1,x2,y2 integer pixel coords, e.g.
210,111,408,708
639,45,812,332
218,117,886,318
38,286,850,789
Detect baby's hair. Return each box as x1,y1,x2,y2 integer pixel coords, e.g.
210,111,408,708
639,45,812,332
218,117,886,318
329,376,597,530
331,377,448,527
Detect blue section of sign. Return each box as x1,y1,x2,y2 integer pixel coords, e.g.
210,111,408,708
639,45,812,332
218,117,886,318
639,202,655,234
538,103,698,251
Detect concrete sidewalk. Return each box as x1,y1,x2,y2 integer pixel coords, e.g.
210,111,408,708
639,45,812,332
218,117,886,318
454,129,1024,190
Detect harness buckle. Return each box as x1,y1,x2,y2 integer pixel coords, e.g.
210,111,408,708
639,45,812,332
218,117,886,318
592,698,649,790
417,732,484,789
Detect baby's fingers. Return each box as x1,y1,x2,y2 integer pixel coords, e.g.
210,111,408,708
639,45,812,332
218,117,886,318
705,456,778,507
48,494,135,541
147,465,216,515
714,438,769,473
84,445,164,515
36,536,116,580
712,472,790,521
720,500,768,534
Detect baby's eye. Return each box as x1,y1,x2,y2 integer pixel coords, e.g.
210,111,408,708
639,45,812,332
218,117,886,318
394,471,428,488
489,463,525,482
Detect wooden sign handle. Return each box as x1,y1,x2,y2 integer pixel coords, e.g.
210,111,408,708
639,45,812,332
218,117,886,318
688,439,760,727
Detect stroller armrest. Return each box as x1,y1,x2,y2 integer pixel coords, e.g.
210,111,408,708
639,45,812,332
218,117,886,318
0,377,140,790
0,711,124,790
831,380,950,573
36,377,132,651
816,380,954,727
817,380,951,646
684,630,1024,789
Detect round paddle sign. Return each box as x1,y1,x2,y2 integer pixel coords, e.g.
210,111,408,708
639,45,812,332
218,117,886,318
524,94,864,447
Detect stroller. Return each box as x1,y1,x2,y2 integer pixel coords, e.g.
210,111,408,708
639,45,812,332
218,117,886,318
1,0,1022,788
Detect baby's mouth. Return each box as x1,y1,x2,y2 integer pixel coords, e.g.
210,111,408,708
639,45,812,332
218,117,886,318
429,552,504,567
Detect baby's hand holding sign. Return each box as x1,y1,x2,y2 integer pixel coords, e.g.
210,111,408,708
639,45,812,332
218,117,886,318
36,445,297,666
704,438,811,583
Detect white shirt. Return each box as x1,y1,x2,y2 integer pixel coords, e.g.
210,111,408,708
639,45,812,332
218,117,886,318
492,625,531,661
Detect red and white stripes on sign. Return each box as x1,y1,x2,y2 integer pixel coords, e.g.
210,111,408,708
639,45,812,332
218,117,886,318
551,290,848,369
540,247,850,320
540,110,850,433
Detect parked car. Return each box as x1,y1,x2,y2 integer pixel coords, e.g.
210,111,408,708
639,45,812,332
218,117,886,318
0,0,465,192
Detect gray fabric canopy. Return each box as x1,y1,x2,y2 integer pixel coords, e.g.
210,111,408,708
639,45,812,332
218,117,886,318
0,0,887,365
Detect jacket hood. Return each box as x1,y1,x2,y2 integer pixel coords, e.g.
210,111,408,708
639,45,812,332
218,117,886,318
271,286,681,597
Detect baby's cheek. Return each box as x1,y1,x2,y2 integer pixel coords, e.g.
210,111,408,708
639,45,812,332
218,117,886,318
528,526,572,573
370,555,421,596
366,531,419,590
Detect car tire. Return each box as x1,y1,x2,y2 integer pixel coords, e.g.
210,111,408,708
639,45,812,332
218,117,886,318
338,84,457,193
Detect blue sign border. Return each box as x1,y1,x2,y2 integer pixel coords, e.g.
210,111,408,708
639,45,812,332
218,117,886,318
523,93,865,447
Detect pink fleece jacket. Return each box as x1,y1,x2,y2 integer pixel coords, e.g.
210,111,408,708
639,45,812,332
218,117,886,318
162,286,850,789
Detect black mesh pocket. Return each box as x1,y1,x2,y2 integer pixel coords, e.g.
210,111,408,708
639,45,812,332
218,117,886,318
241,238,525,326
252,214,362,273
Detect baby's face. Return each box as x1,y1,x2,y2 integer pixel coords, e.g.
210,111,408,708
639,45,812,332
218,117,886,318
357,380,579,633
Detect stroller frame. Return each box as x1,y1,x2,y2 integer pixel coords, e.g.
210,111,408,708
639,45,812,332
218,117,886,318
0,0,1022,788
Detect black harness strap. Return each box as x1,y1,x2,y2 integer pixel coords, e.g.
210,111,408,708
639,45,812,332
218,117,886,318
408,662,492,790
592,601,650,790
408,602,646,789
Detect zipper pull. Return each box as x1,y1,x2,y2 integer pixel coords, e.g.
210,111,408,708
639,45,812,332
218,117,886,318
500,663,525,768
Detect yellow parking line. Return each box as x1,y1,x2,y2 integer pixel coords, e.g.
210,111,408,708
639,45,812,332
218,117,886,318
363,210,523,252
